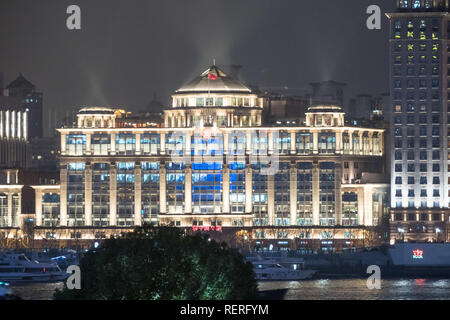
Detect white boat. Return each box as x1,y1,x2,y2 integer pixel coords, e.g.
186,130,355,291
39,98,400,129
0,282,12,296
246,256,316,281
0,253,68,283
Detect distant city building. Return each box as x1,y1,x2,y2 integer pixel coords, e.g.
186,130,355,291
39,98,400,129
310,80,346,108
6,74,43,139
0,96,29,169
387,0,449,243
348,93,390,120
29,137,59,170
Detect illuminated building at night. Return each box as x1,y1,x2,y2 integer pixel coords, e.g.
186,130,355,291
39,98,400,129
16,65,389,251
387,0,450,243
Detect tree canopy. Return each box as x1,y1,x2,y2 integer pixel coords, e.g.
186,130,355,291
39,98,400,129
54,226,259,300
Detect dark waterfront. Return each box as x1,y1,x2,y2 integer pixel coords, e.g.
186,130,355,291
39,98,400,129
8,278,450,300
258,278,450,300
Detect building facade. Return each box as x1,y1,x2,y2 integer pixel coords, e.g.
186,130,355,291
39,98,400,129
27,65,389,251
6,74,43,139
387,0,450,243
0,96,29,169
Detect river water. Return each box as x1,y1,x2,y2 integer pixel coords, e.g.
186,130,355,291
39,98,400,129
8,278,450,300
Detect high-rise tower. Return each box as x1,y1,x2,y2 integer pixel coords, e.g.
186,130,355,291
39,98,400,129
6,74,43,138
386,0,449,243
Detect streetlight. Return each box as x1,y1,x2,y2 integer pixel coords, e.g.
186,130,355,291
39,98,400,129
435,227,441,242
397,227,405,242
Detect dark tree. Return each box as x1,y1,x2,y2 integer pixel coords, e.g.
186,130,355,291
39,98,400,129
54,225,258,300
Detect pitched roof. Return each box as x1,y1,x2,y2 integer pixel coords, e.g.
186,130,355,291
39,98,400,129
175,65,251,94
7,74,35,90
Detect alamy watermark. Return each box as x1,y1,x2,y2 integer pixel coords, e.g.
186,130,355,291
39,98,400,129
66,265,81,290
366,265,381,290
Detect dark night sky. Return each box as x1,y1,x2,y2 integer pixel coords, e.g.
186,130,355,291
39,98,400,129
0,0,395,132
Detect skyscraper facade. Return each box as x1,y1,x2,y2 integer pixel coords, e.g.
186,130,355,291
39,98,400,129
387,0,450,243
6,74,43,139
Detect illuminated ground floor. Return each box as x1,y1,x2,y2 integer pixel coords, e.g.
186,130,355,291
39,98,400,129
0,225,388,252
389,208,450,244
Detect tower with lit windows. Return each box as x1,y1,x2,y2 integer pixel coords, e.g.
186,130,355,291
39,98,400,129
387,0,450,243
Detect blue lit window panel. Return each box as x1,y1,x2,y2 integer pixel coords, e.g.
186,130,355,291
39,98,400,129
91,134,111,155
319,162,335,226
67,165,85,227
342,192,358,226
141,133,160,155
297,162,313,226
67,162,85,171
117,162,135,171
191,134,224,156
229,162,245,170
191,163,222,214
92,162,110,226
252,164,268,226
167,162,185,171
66,135,86,155
296,132,313,154
42,193,60,227
251,131,269,155
192,162,222,171
166,134,185,156
274,162,290,226
274,131,290,155
166,163,185,214
318,132,336,154
228,134,246,155
141,162,160,171
116,169,135,227
229,161,245,213
116,134,136,155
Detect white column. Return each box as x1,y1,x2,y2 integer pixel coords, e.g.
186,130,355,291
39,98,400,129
185,164,192,214
245,165,252,213
357,187,365,226
312,162,320,225
134,163,142,226
110,133,116,155
109,164,117,226
35,189,42,226
268,173,275,226
290,132,296,154
60,167,68,226
223,131,229,155
268,131,274,154
135,133,141,155
359,131,363,155
246,131,251,155
313,131,319,154
84,164,92,226
159,163,167,214
336,130,343,154
368,132,373,155
290,162,297,225
335,163,342,225
85,133,91,155
61,133,67,155
185,132,191,157
7,193,12,227
349,130,354,154
160,133,166,155
364,187,373,226
222,163,230,213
